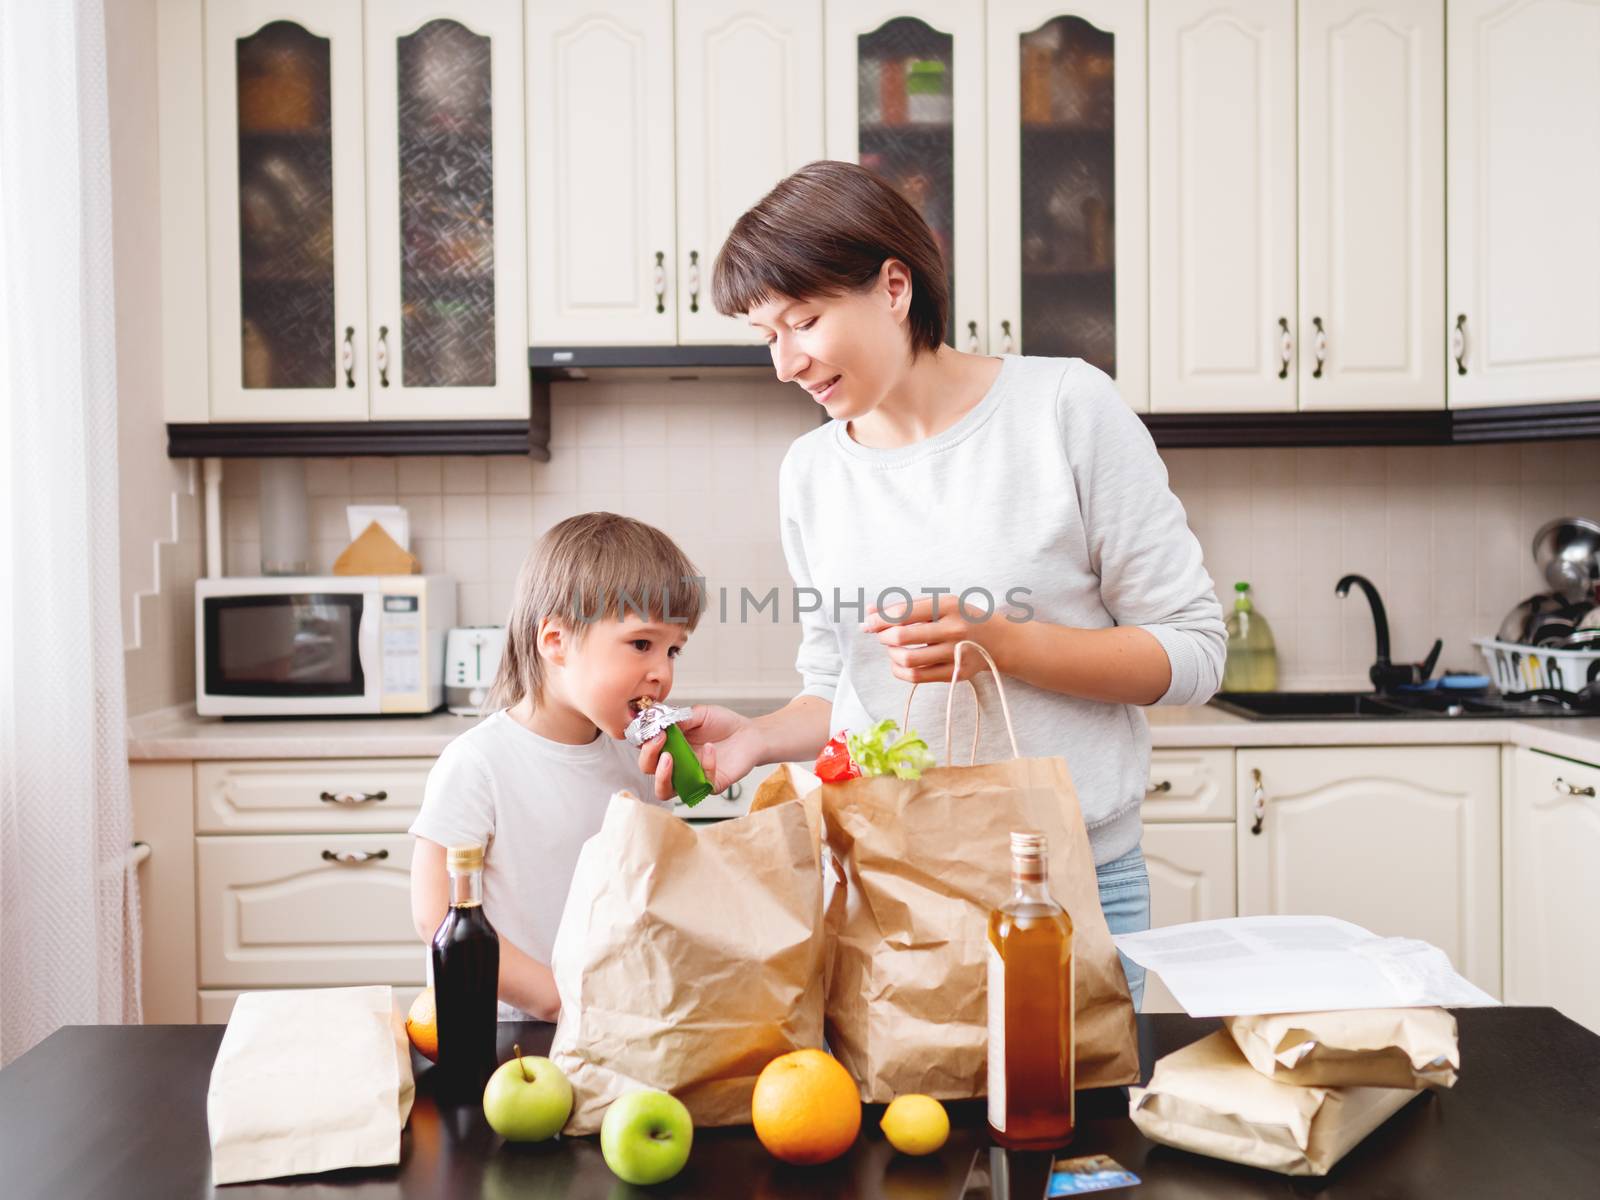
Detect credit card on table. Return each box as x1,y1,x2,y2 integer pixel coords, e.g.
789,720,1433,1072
1046,1154,1141,1195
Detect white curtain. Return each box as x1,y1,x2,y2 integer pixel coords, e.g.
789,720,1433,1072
0,0,142,1065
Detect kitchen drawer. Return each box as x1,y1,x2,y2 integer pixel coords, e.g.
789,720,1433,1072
195,759,430,834
1144,749,1233,821
198,985,425,1026
197,834,426,988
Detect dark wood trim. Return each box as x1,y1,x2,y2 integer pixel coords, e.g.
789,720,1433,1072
1449,399,1600,442
167,420,547,459
1141,408,1449,448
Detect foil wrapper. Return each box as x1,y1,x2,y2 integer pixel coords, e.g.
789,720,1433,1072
624,700,693,747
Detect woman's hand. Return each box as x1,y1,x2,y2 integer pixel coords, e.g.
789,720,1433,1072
637,704,765,802
863,596,1016,684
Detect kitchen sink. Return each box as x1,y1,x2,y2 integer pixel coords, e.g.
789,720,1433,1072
1210,691,1418,720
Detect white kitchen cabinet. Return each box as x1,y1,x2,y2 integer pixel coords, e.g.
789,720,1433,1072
674,1,824,344
1447,0,1600,408
1140,823,1237,1013
1144,749,1234,821
986,0,1148,408
199,985,425,1025
195,758,428,833
197,832,423,988
204,0,369,421
1505,748,1600,1033
1149,0,1297,413
1237,746,1502,996
131,763,200,1024
825,0,987,351
198,0,525,422
364,1,528,418
1297,0,1445,411
527,0,676,345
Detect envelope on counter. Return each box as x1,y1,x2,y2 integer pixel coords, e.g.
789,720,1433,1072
206,985,415,1185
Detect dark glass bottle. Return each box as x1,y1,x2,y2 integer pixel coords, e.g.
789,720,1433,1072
430,843,500,1099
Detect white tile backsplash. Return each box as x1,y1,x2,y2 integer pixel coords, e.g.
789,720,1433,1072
216,378,1600,695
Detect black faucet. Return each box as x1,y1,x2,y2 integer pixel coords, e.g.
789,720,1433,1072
1336,573,1442,692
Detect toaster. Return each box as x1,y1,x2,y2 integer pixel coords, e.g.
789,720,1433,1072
444,626,506,716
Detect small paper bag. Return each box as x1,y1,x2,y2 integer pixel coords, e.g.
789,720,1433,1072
549,791,826,1134
206,985,415,1185
1223,1008,1459,1089
1129,1030,1421,1176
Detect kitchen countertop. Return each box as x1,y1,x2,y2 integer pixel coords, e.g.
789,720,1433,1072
127,699,1600,765
5,1009,1596,1199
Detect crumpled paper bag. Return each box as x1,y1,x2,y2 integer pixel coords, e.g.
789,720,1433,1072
207,985,414,1184
1130,1030,1422,1176
549,791,826,1134
753,756,1139,1102
1224,1007,1459,1089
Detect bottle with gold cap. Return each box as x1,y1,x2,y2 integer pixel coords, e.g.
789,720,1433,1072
987,830,1076,1149
431,843,500,1098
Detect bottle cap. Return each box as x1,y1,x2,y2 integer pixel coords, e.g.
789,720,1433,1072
446,844,485,872
1235,581,1251,592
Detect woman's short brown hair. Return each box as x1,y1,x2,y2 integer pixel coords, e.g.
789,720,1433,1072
486,512,704,712
712,160,949,355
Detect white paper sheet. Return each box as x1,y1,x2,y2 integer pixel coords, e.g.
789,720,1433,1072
1113,915,1499,1017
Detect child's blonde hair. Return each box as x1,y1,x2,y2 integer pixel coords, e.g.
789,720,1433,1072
487,512,704,711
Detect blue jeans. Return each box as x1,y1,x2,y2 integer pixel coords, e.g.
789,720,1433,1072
1095,845,1150,1013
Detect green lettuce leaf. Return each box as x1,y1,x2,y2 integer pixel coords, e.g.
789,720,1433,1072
846,718,935,780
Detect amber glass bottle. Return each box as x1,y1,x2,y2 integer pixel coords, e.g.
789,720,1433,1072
431,843,500,1099
987,830,1075,1150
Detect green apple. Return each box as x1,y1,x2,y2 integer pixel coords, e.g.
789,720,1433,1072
599,1089,694,1185
482,1045,573,1142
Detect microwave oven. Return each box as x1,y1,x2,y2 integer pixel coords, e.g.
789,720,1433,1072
195,575,455,717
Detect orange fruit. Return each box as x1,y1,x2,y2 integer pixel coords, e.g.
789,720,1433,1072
751,1049,861,1165
405,988,438,1063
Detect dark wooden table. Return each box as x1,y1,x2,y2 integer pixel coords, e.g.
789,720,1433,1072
3,1008,1598,1198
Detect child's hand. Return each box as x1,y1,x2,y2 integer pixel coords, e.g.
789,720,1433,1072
639,704,761,801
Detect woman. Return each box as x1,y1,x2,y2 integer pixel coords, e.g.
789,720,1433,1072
640,160,1225,1009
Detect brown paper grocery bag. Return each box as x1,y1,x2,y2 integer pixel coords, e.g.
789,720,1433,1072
754,642,1139,1101
1130,1030,1422,1176
549,791,826,1134
1223,1008,1459,1090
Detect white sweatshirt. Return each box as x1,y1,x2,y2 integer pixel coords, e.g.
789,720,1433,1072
777,354,1226,865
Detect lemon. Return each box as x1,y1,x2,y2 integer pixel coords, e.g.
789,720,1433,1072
879,1094,949,1156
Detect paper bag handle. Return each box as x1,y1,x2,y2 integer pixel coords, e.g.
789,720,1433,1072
900,639,1021,766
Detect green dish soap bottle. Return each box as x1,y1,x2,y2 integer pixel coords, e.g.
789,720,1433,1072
1223,581,1279,692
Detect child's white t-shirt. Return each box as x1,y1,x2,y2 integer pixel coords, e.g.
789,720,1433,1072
409,709,657,1017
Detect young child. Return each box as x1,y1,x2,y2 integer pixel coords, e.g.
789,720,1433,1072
408,511,705,1020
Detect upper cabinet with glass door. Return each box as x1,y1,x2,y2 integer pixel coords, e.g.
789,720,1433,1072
206,1,367,421
365,1,526,419
201,0,525,423
824,0,986,353
987,0,1147,410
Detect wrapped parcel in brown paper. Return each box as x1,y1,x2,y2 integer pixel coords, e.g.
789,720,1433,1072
753,644,1138,1102
549,791,826,1134
1130,1031,1423,1176
1223,1007,1459,1089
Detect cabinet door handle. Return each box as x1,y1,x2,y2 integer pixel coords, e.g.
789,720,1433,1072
321,848,389,864
342,326,356,387
1452,313,1468,375
1553,776,1597,798
1147,779,1172,795
1311,316,1327,379
320,789,389,805
376,325,390,387
1250,768,1267,834
687,250,700,314
967,319,979,353
1277,318,1292,379
1000,318,1014,354
653,251,666,314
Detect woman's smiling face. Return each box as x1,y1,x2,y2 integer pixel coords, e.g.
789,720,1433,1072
744,260,915,422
